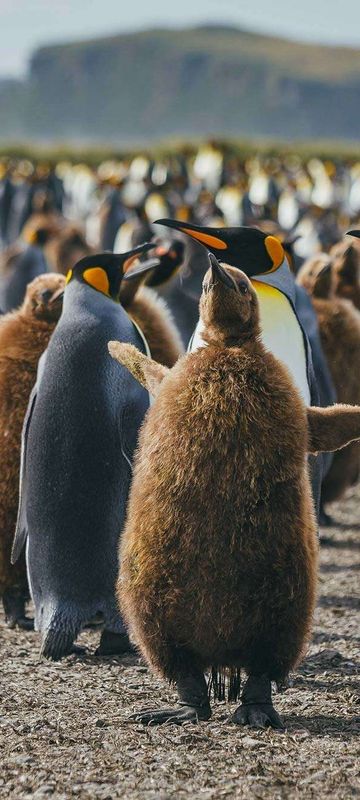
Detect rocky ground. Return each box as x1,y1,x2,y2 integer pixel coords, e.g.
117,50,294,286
0,487,359,800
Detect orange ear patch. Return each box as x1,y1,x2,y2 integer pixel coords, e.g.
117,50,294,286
83,267,110,295
264,236,284,271
65,269,73,284
180,227,228,250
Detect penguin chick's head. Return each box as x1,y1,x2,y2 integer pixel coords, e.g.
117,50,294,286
154,219,285,276
200,254,260,344
22,273,66,322
297,254,333,299
66,243,155,301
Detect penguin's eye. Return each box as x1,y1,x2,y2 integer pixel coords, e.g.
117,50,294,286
239,281,248,295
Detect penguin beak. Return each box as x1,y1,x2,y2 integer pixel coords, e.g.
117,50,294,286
209,254,235,289
118,242,156,262
123,257,161,281
346,230,360,239
154,218,228,252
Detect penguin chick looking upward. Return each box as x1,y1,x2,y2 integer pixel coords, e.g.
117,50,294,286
0,273,65,629
109,254,360,730
199,255,260,347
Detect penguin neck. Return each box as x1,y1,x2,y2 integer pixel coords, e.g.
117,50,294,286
63,279,120,313
201,319,261,350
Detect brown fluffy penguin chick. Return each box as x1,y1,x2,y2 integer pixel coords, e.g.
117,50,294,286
0,272,65,628
297,255,360,502
111,256,360,728
110,259,360,729
108,255,321,730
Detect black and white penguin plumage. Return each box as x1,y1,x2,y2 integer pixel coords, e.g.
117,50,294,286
11,244,155,659
155,220,323,514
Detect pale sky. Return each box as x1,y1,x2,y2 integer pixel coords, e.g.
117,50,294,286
1,0,360,77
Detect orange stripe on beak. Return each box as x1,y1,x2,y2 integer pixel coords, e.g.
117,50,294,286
180,228,228,250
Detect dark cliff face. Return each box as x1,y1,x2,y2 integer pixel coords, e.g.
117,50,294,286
1,26,360,143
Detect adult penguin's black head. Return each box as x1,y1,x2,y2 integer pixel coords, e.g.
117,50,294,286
154,219,285,277
65,243,156,301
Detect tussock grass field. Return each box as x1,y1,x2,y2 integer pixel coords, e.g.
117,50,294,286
1,487,359,799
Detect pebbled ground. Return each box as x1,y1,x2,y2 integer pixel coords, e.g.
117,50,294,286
0,486,359,799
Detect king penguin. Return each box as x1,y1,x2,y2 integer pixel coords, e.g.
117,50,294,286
155,219,322,514
155,220,314,405
11,244,155,660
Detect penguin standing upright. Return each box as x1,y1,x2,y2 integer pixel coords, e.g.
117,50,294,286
11,244,155,660
155,220,313,402
155,220,322,512
109,255,360,729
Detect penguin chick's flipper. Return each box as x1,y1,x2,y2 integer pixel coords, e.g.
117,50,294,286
307,404,360,454
2,589,34,630
108,341,169,398
230,674,285,731
130,670,211,726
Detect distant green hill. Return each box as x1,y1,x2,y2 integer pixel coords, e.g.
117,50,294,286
1,25,360,143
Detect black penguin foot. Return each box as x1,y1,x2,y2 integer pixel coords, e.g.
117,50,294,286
2,590,33,630
95,630,136,656
231,673,285,731
231,702,284,730
130,703,211,726
131,666,212,725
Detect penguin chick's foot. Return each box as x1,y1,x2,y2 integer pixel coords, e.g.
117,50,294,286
231,702,284,730
130,668,211,726
95,629,136,656
2,590,34,630
130,704,211,726
231,673,285,731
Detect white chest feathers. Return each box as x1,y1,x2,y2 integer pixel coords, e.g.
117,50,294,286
190,282,310,405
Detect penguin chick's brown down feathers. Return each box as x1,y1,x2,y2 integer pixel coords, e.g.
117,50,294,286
0,273,65,627
297,254,360,501
109,258,360,729
124,287,184,367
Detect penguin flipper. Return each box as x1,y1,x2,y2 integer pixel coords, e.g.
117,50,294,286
307,404,360,454
11,384,37,564
108,341,169,398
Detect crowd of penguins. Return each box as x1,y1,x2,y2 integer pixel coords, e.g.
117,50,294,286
1,144,360,730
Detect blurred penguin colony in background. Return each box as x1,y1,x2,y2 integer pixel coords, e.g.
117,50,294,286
1,138,360,730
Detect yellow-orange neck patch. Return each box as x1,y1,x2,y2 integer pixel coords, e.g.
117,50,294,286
65,269,73,285
83,267,110,296
264,236,284,272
